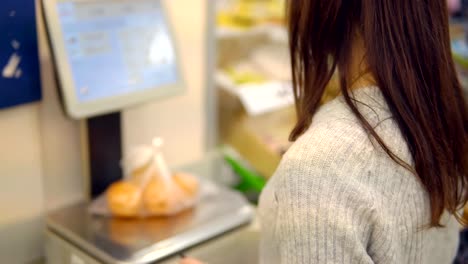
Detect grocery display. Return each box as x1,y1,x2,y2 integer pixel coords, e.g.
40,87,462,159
216,0,285,30
215,0,341,178
451,24,468,97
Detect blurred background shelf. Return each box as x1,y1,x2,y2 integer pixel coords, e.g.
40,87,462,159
216,24,288,43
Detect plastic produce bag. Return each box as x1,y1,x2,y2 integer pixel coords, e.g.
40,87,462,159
89,138,200,218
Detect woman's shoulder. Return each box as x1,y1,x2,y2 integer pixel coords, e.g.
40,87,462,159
282,86,410,176
277,111,376,194
283,98,376,173
274,88,414,203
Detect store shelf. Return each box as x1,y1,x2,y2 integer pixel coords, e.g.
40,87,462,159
215,71,240,95
216,24,288,43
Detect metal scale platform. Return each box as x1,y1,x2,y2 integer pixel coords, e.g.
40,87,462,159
46,181,254,264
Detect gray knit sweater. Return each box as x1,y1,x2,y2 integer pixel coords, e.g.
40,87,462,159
259,87,460,264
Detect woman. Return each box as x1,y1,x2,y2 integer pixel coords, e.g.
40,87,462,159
258,0,467,263
183,0,467,263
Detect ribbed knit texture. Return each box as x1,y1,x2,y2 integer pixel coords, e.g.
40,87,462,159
259,87,460,264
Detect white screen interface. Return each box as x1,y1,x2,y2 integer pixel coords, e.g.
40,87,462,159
57,0,178,102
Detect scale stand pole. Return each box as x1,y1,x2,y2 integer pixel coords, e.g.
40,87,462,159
86,111,123,198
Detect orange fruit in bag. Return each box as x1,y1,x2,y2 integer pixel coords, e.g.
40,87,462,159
107,181,142,218
143,178,184,215
173,173,199,198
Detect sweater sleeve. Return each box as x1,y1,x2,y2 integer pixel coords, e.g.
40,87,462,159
273,122,378,264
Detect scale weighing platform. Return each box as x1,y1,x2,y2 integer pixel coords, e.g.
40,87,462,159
46,182,254,264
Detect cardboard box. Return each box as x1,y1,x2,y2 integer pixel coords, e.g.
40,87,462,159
218,86,295,178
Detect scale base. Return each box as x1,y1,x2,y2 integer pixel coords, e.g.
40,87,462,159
46,185,253,264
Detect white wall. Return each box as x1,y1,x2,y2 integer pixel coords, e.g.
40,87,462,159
38,4,86,212
0,104,45,263
123,0,207,166
0,0,208,262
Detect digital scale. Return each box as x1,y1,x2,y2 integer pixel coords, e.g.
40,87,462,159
46,180,253,264
41,0,254,263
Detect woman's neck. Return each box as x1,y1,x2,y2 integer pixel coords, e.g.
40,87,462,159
347,36,376,90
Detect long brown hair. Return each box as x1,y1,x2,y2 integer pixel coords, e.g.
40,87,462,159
287,1,468,226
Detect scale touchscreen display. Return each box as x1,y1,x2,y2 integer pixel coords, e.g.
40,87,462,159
57,0,178,102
